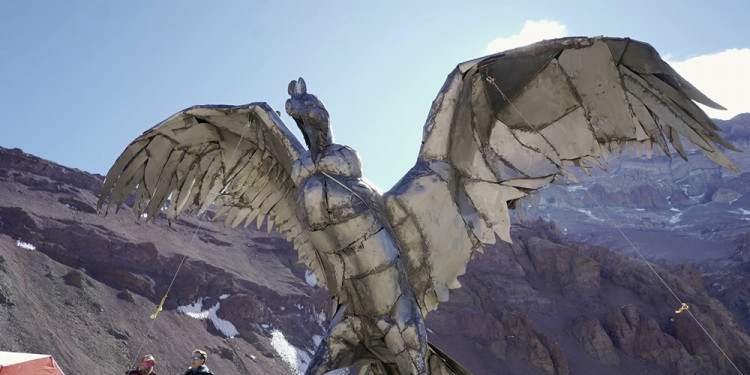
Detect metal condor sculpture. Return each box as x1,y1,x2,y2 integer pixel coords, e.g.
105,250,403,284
99,37,740,375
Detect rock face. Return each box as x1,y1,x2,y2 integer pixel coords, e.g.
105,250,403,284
605,306,688,370
571,316,619,366
0,147,329,375
536,113,750,212
1,114,750,375
531,114,750,333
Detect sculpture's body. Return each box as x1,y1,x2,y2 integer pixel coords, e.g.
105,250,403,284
288,82,432,374
99,37,740,374
295,150,428,373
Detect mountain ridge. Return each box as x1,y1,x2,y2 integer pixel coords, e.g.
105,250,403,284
1,113,749,374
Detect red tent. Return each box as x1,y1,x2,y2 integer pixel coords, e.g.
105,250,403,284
0,351,65,374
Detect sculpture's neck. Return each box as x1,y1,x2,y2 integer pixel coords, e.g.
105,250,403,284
305,122,334,160
291,144,363,185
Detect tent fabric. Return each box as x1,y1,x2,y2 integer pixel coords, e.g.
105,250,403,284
0,351,65,375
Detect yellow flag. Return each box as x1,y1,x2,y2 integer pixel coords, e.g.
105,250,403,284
675,302,689,314
150,293,168,319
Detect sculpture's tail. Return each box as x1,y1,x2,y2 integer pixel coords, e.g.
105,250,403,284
358,342,473,375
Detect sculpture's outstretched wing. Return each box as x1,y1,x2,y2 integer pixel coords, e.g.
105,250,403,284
384,36,740,314
97,104,333,292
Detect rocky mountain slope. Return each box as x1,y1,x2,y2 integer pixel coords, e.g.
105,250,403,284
531,114,750,251
1,114,749,375
530,113,750,335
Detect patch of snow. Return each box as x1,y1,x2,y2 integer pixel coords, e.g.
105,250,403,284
576,208,603,221
566,185,588,192
734,208,750,215
177,298,239,338
178,299,210,319
305,270,317,287
211,312,239,337
210,309,239,337
261,324,270,329
316,310,327,327
219,294,230,300
270,329,309,374
280,306,286,311
670,207,681,212
680,185,705,200
668,211,683,224
250,354,257,360
270,330,348,375
635,208,645,212
312,334,322,347
16,239,35,250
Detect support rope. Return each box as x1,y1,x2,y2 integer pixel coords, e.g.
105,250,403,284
125,120,252,372
589,197,743,375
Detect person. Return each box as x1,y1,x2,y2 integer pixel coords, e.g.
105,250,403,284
126,355,157,375
183,349,214,375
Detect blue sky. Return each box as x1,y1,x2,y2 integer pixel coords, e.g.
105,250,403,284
2,1,749,189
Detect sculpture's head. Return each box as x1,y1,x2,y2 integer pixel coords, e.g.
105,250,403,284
286,78,332,159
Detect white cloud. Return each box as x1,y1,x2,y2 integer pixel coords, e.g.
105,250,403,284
485,20,567,54
667,49,750,120
486,21,750,120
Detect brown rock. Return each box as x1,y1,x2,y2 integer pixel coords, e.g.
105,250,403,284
571,316,620,365
63,270,89,289
711,187,741,203
582,183,670,209
630,185,670,209
666,264,704,291
524,236,600,299
502,313,569,375
669,189,692,207
673,308,714,356
605,306,693,372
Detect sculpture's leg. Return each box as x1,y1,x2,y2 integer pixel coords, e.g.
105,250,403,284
360,344,473,375
377,294,429,375
425,342,473,375
306,305,372,375
358,362,402,375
